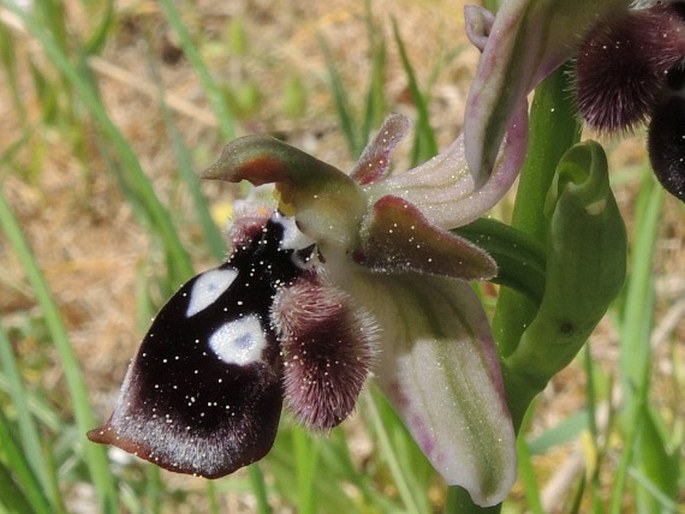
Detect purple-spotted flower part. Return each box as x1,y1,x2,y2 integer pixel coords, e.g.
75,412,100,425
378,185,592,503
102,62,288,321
89,1,637,506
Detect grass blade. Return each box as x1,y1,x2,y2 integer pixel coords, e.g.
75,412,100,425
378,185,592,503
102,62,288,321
293,426,320,514
247,464,271,514
364,388,422,514
0,191,118,513
516,437,544,514
0,19,25,121
611,174,664,513
81,0,115,53
0,322,60,508
391,18,437,165
0,407,52,514
618,174,663,413
3,0,194,286
319,34,360,157
149,53,225,260
0,459,36,514
158,0,237,141
361,0,387,143
633,408,680,512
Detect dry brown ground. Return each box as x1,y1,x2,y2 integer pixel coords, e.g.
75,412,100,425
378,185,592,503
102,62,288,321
1,0,683,511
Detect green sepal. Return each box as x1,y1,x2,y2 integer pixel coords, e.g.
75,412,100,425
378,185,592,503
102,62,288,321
505,141,627,390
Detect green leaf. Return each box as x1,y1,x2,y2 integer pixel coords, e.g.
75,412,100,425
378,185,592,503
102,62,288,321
506,141,627,396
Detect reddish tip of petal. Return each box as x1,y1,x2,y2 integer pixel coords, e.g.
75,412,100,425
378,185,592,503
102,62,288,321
87,421,185,475
350,113,411,185
202,137,293,185
271,276,378,430
87,424,116,446
357,195,497,280
575,4,685,131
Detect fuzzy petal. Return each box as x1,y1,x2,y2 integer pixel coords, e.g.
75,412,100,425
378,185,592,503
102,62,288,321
366,104,528,229
271,275,378,430
356,195,496,280
348,272,516,507
575,3,685,132
464,0,630,184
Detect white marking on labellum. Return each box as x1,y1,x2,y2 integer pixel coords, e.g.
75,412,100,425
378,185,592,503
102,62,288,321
208,315,267,365
186,268,238,317
273,212,315,251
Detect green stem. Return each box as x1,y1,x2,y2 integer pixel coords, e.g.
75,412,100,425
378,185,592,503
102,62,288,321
445,64,580,514
492,66,580,359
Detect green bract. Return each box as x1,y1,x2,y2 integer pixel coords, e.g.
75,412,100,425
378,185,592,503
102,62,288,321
506,141,627,389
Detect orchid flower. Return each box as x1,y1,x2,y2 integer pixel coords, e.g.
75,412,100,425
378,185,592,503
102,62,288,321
88,113,517,506
88,1,636,508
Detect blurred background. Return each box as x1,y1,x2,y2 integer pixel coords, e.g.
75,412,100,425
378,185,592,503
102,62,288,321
0,0,683,512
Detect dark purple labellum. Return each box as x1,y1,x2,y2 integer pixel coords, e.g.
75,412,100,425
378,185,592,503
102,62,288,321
649,91,685,203
88,213,315,477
